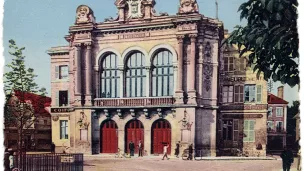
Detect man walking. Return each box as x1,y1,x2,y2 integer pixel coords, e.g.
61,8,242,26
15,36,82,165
129,141,135,157
175,141,180,158
138,140,143,157
280,146,294,171
187,144,193,160
162,143,170,160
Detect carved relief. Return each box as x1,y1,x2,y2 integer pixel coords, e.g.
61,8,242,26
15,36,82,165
127,0,144,19
75,5,95,24
52,116,59,122
203,42,213,91
178,0,199,14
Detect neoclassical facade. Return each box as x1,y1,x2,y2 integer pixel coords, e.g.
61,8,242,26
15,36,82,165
48,0,266,157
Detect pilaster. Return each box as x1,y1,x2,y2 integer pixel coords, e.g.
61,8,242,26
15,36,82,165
84,42,93,105
74,44,82,106
187,34,197,105
175,35,185,104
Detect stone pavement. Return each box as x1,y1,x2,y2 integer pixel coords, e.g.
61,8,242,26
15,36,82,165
83,156,299,171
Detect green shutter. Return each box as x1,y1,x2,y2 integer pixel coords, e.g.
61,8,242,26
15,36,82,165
257,85,262,103
56,91,59,106
55,66,59,79
243,120,248,142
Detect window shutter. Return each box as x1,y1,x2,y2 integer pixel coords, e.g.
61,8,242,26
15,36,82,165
249,120,255,142
243,120,248,142
240,85,244,102
257,85,262,103
56,91,59,106
233,119,239,142
55,66,59,79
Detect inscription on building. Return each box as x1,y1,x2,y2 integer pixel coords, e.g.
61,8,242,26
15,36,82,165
223,114,263,119
51,108,74,113
178,24,197,31
119,32,150,39
220,104,267,110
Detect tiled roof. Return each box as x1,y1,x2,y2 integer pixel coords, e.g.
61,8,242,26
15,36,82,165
268,93,288,104
14,90,52,117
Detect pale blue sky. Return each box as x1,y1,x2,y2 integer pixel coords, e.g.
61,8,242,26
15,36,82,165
3,0,299,104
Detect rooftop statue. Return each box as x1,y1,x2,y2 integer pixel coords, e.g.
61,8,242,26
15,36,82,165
75,5,96,24
178,0,199,14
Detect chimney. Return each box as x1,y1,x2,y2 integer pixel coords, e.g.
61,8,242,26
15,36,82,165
277,86,284,99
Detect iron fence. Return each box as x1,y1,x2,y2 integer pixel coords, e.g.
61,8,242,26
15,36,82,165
12,153,83,171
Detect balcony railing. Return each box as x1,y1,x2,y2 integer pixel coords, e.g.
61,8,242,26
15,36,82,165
94,97,176,107
267,128,286,133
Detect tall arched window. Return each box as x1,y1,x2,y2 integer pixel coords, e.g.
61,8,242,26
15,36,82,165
100,53,120,98
151,49,174,97
125,52,146,97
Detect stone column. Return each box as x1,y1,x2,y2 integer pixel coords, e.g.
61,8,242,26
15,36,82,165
187,34,197,104
211,42,219,106
175,35,185,104
94,66,99,98
74,44,82,105
118,66,124,98
69,47,75,105
145,66,151,97
197,44,204,105
210,110,217,157
85,43,92,104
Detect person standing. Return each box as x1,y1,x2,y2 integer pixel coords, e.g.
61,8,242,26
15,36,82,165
162,143,170,160
51,142,56,153
175,141,180,158
129,141,135,157
187,144,193,160
280,146,294,171
138,140,143,157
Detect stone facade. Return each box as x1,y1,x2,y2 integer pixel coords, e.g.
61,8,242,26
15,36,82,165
47,0,266,157
218,34,268,157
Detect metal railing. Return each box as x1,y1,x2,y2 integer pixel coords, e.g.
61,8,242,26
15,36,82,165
95,97,175,107
11,153,83,171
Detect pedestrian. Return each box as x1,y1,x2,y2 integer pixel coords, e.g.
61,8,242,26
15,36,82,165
175,141,180,158
280,146,294,171
138,140,143,157
162,143,170,160
187,144,193,160
51,142,55,153
129,141,135,157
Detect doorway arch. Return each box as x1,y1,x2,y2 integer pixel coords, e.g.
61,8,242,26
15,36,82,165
100,120,118,153
151,119,171,154
125,120,144,153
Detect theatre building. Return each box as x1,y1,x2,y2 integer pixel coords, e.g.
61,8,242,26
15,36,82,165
48,0,265,157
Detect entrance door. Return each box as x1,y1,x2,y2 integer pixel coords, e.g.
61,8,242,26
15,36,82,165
100,120,118,153
152,119,171,154
125,120,144,153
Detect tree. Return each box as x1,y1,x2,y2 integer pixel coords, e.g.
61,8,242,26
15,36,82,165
226,0,299,87
4,39,47,168
286,101,299,147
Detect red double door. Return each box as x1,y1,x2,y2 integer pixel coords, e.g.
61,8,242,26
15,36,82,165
100,120,118,153
125,120,144,153
152,119,171,154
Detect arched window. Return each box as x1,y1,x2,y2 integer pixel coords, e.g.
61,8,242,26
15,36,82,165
125,52,146,97
100,53,120,98
151,49,174,96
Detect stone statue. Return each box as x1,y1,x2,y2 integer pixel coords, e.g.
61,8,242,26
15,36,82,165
75,5,95,24
179,0,199,14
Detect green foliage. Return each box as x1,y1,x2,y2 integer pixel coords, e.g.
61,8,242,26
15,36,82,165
287,100,299,138
226,0,299,87
4,39,47,96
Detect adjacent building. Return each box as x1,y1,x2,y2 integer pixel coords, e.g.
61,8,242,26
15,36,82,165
47,0,267,157
218,36,268,157
266,86,288,152
4,91,52,151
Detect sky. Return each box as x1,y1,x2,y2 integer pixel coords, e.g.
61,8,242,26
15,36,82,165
3,0,299,105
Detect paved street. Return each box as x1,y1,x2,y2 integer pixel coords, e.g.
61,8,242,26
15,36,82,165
84,157,299,171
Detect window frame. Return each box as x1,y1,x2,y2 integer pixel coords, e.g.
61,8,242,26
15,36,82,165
244,84,256,103
59,65,69,80
60,120,69,140
222,85,234,103
100,53,120,98
58,90,69,107
276,107,283,117
125,51,146,98
243,120,255,142
276,121,284,132
151,49,174,97
224,55,234,72
268,107,273,117
267,121,273,131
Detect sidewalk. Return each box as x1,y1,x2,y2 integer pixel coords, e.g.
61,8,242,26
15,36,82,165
84,154,277,161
